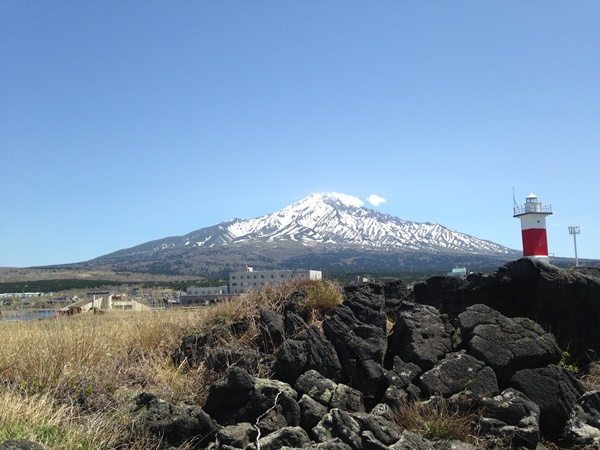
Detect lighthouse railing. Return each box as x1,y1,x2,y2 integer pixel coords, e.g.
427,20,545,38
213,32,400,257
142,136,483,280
513,204,552,216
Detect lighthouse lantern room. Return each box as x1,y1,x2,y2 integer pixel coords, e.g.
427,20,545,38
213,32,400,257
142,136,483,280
513,193,553,263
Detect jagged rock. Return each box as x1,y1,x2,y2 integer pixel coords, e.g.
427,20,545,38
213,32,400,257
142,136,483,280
578,390,600,429
290,439,352,449
412,275,469,317
295,370,365,413
414,258,600,358
510,364,586,439
479,388,541,449
387,356,422,389
130,392,219,448
432,441,478,450
259,309,285,353
388,430,435,449
0,440,45,450
350,411,402,446
562,406,600,447
254,426,310,450
342,282,388,333
323,298,388,399
213,422,256,449
457,304,561,387
256,405,289,437
173,321,252,371
381,385,409,412
276,317,342,385
329,383,365,413
370,402,397,423
284,310,309,337
420,351,498,400
203,367,300,430
312,409,363,449
383,279,412,320
276,339,308,383
283,291,311,323
387,301,453,372
204,343,261,374
299,394,328,431
311,408,400,449
561,390,600,446
312,408,401,450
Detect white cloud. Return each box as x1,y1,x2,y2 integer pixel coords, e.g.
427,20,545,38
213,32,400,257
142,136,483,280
327,192,365,207
367,194,387,206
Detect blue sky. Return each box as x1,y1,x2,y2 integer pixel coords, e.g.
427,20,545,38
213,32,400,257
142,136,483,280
1,1,599,267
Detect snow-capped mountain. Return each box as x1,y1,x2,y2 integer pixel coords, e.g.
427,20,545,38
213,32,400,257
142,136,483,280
95,193,518,276
168,193,508,254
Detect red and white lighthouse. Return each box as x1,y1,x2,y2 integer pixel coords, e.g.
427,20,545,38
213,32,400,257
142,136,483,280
513,192,553,263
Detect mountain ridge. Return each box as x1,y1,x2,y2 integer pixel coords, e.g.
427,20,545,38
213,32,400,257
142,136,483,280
89,193,520,275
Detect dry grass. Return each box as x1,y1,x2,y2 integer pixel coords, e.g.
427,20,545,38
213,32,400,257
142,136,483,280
0,308,208,448
581,361,600,391
0,279,343,448
395,397,481,443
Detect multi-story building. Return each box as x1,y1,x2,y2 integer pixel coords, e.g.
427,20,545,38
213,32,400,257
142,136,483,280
229,267,322,294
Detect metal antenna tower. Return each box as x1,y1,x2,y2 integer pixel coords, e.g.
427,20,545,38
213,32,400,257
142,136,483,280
568,226,580,267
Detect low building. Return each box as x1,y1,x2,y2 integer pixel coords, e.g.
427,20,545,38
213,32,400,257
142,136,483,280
229,267,322,294
63,293,149,315
447,267,468,277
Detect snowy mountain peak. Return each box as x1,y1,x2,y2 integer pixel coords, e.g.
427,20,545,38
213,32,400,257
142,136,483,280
218,193,514,256
100,192,518,265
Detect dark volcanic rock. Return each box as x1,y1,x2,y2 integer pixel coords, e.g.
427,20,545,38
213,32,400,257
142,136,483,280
387,301,453,372
457,304,561,387
312,407,402,449
322,286,389,400
173,321,257,373
295,370,365,413
214,422,256,448
255,426,310,450
414,258,600,359
203,367,300,429
130,392,219,448
419,351,498,400
382,279,412,320
479,388,541,449
259,309,285,353
275,314,342,385
510,364,586,439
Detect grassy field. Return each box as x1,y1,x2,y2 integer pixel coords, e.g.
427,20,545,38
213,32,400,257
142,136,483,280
0,307,213,449
0,279,343,449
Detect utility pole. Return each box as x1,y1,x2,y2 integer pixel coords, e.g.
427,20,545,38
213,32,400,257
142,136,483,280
568,226,580,267
21,284,27,321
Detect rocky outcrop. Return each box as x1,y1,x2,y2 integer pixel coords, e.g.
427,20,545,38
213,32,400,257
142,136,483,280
387,302,453,372
510,364,586,439
322,284,389,401
456,303,562,387
142,266,600,449
414,258,600,359
130,392,220,448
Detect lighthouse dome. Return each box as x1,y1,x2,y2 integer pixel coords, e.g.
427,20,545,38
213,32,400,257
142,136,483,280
526,193,538,202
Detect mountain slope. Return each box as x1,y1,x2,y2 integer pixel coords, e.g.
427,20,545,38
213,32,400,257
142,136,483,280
93,193,519,275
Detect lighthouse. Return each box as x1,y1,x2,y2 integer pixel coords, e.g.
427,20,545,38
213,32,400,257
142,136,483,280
513,192,553,263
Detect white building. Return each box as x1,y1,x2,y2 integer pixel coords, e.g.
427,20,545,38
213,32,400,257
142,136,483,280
186,286,229,296
229,267,322,294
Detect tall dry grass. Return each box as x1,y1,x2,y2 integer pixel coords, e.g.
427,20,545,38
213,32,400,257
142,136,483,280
0,309,208,448
0,279,344,448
